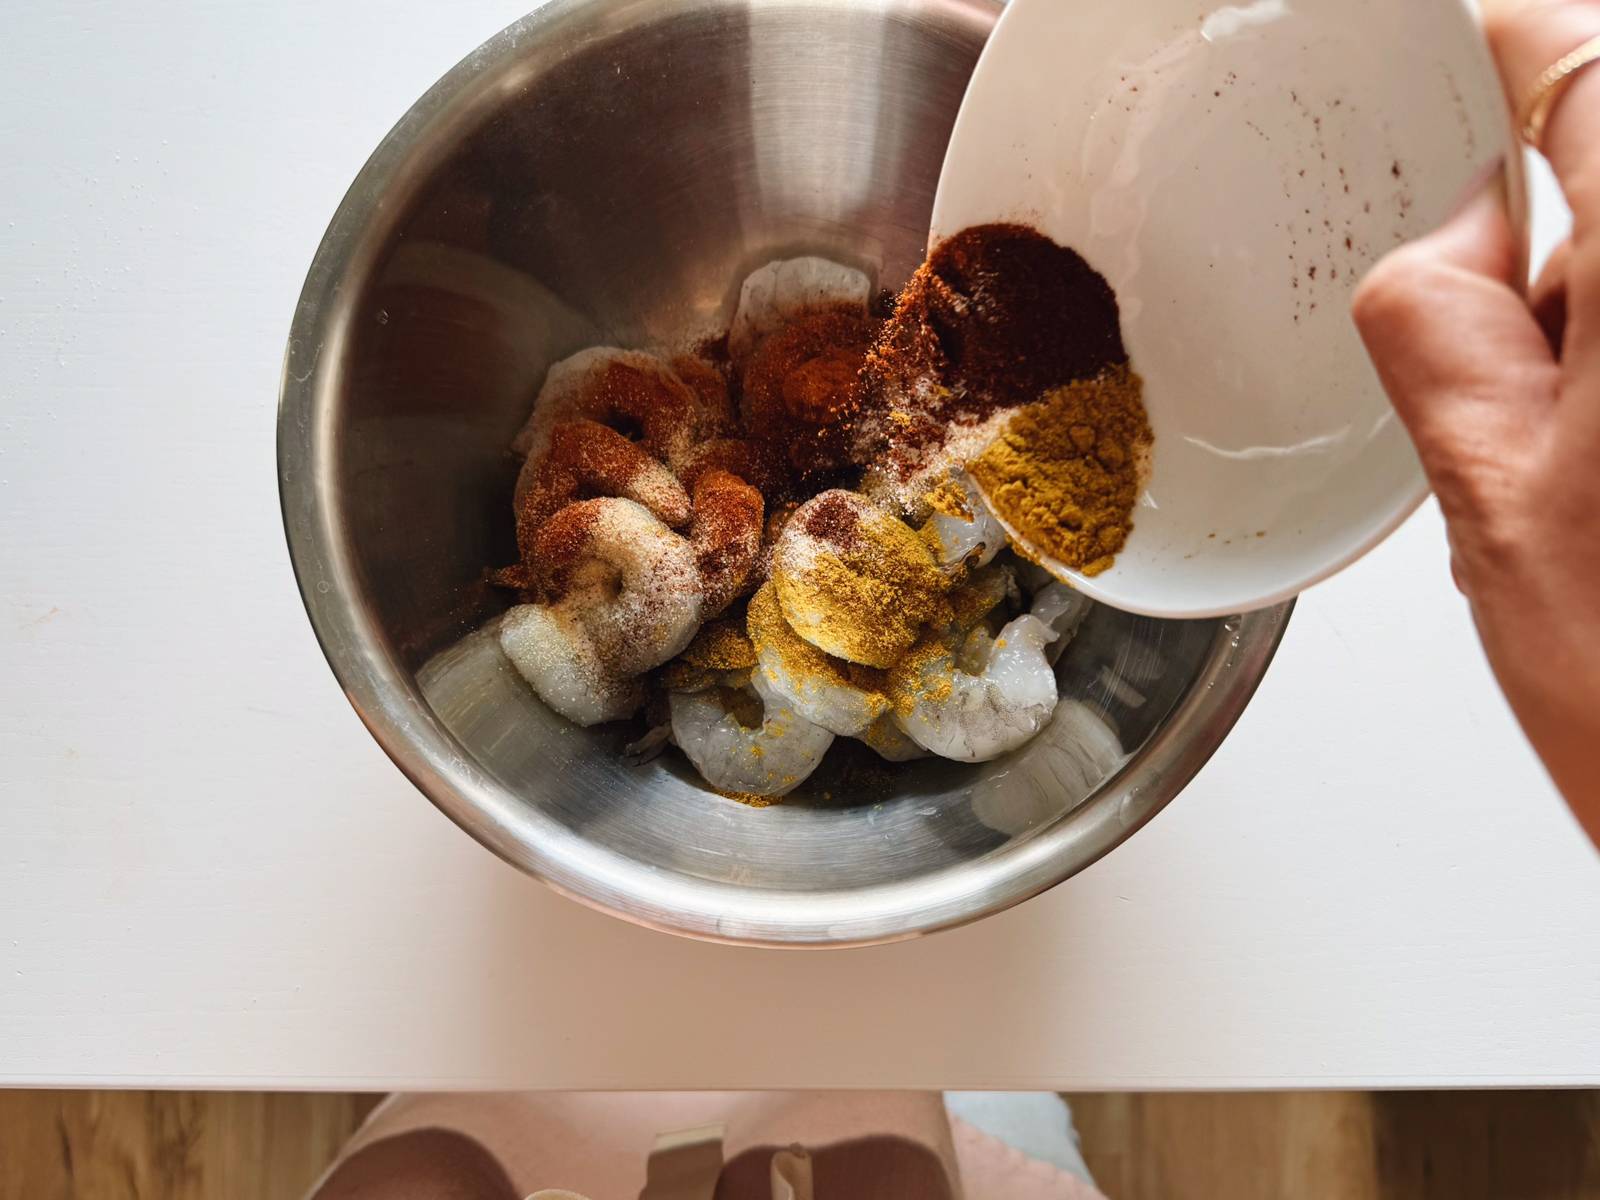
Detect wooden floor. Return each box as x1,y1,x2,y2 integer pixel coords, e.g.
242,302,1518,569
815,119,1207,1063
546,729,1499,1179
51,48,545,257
1065,1091,1600,1199
1,1090,1596,1198
0,1092,379,1200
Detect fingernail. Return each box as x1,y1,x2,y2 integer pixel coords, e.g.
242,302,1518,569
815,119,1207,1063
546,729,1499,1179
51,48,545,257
1448,155,1506,221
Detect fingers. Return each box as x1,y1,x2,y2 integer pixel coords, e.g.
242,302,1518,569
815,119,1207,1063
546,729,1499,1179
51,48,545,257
1482,0,1600,202
1352,171,1560,504
1486,3,1600,439
1530,236,1571,351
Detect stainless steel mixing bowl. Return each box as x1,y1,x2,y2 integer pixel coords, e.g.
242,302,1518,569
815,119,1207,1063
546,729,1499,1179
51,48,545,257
277,0,1292,946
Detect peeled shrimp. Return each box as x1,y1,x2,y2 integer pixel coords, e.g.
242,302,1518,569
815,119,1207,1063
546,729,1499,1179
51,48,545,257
953,624,998,674
859,714,929,762
499,604,644,726
728,257,872,362
948,563,1018,633
690,469,765,617
512,347,703,470
747,581,887,736
657,617,758,695
668,671,834,797
622,722,673,765
969,701,1128,838
526,497,703,677
771,490,950,669
740,307,876,475
501,500,701,726
887,578,1094,761
757,646,887,737
889,613,1062,763
677,436,792,499
514,418,690,559
921,473,1008,569
667,352,737,434
1029,581,1094,665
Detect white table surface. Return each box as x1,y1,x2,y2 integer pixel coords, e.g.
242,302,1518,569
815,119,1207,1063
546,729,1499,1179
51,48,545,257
3,0,1597,1092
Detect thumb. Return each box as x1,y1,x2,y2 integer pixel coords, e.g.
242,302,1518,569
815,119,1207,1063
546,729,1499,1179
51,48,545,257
1351,164,1557,500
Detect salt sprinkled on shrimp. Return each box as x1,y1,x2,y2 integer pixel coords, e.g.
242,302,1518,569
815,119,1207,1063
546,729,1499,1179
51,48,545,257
728,256,871,363
499,498,704,725
512,347,707,471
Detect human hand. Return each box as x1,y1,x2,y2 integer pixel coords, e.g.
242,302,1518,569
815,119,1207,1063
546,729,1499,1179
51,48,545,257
1351,0,1600,844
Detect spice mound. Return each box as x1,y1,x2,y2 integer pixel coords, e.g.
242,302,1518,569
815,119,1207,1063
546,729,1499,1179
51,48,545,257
858,223,1151,563
865,223,1125,417
970,363,1150,576
477,231,1148,803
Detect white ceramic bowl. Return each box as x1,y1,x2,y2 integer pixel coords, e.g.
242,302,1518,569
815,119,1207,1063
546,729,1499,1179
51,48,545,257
934,0,1527,618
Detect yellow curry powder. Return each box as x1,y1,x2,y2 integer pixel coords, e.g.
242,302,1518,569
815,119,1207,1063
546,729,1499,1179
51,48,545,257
968,363,1151,577
717,789,779,808
885,632,956,718
680,618,757,671
655,617,757,693
746,583,890,722
773,494,951,669
922,477,974,521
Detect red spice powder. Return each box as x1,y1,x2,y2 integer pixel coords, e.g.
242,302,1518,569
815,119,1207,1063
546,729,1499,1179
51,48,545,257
797,490,866,551
690,468,765,615
856,223,1128,479
740,306,879,476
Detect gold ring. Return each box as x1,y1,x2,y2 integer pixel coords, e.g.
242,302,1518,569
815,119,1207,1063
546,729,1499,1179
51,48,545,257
1519,32,1600,151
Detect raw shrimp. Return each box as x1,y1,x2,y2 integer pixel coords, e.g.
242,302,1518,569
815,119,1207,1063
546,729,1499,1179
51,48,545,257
667,352,737,434
514,418,690,560
668,671,834,798
728,256,871,362
657,617,758,695
860,713,929,762
526,498,703,677
621,722,673,765
741,307,877,475
885,577,1094,761
969,700,1128,838
512,347,703,470
771,490,950,669
921,472,1008,569
1029,581,1094,665
689,469,765,617
888,612,1062,763
747,581,888,736
953,623,998,674
677,436,792,500
948,563,1018,634
499,604,644,726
